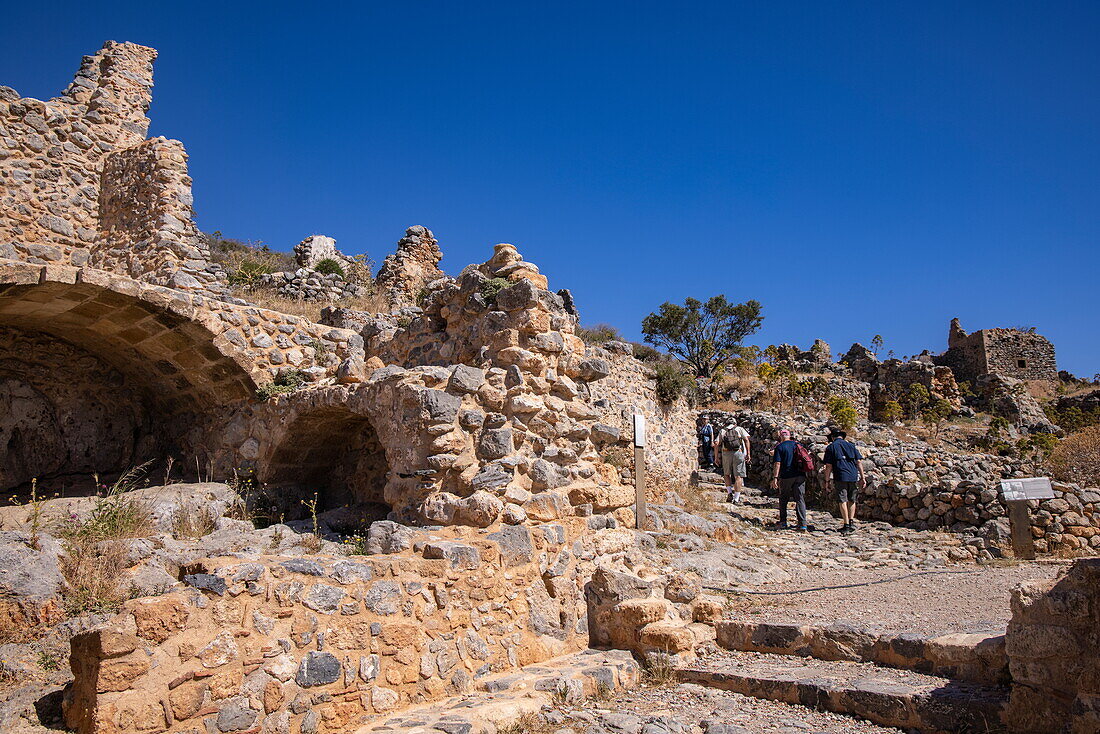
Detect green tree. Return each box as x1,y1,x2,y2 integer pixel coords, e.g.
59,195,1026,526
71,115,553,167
904,384,931,418
641,296,763,378
871,334,884,357
827,396,858,432
881,400,904,424
921,398,954,438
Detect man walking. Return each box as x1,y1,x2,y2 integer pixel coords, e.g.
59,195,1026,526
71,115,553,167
715,421,750,503
697,416,716,471
823,428,865,534
770,429,807,531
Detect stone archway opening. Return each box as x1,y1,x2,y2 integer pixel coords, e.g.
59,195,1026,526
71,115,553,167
0,277,256,495
263,407,392,530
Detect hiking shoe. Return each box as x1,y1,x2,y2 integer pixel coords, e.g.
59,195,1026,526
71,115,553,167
841,524,855,534
796,526,808,532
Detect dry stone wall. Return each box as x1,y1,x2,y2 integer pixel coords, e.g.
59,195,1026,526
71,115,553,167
60,520,611,734
702,409,1099,555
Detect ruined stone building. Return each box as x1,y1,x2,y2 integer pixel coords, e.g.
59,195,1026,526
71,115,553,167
0,40,693,520
939,317,1058,385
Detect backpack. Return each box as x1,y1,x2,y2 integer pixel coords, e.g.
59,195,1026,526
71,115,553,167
721,428,741,450
792,442,815,473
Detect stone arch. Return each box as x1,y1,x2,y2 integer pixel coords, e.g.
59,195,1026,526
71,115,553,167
260,405,393,525
0,263,259,489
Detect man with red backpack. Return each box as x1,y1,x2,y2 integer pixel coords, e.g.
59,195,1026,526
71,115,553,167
770,429,811,531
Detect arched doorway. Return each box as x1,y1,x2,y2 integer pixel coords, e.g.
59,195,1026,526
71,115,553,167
262,406,392,529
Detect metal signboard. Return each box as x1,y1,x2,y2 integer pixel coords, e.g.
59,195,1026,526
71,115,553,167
632,414,646,448
999,477,1055,502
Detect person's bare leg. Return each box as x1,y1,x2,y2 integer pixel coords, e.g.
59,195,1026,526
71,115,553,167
732,475,744,503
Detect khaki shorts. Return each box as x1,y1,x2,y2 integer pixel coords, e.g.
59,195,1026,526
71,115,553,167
722,449,746,478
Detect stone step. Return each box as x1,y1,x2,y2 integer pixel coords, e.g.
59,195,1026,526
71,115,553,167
676,649,1008,734
714,620,1008,686
354,649,640,734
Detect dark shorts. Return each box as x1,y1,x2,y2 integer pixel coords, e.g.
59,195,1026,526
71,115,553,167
835,480,859,504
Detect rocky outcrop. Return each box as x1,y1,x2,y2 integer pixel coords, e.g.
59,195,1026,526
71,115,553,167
374,226,445,309
1004,558,1100,733
977,374,1057,434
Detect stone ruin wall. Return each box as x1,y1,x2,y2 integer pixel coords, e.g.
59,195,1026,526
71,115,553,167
61,518,617,734
703,409,1100,555
941,319,1057,386
0,42,228,297
0,260,364,492
585,343,696,485
1004,557,1100,733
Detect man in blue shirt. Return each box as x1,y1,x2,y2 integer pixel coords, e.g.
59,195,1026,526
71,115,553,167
769,429,807,530
823,428,865,534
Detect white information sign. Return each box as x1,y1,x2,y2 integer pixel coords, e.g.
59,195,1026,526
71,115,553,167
632,414,646,448
1000,477,1055,502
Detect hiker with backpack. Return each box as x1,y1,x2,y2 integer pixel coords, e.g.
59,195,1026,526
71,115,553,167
770,429,812,531
823,428,866,534
714,421,750,504
697,415,717,471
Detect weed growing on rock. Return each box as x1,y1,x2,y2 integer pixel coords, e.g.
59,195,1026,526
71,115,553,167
479,277,512,303
58,464,154,616
313,258,345,277
497,713,553,734
37,650,62,672
256,369,306,401
171,503,218,539
640,653,678,688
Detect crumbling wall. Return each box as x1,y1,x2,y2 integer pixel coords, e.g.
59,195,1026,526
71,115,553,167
374,225,445,309
585,343,696,484
62,523,594,734
1004,558,1100,733
842,344,962,420
0,41,227,295
940,319,1057,385
93,137,227,293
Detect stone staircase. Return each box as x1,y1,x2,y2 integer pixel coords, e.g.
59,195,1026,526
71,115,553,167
674,618,1010,733
676,649,1007,733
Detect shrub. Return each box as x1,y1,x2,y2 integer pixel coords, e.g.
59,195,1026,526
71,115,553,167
653,362,694,404
479,277,513,303
881,400,904,424
313,258,346,277
577,323,621,344
827,396,858,431
1047,425,1100,488
631,342,662,362
256,369,306,401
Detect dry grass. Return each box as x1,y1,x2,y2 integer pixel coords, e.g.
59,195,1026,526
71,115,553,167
648,476,720,516
57,466,154,616
1047,425,1100,488
239,286,390,322
640,653,679,687
171,503,219,540
496,712,554,734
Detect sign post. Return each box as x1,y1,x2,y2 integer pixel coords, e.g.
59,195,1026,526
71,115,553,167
633,414,646,530
999,477,1055,560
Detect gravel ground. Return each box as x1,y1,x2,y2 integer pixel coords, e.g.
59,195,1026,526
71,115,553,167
550,682,903,734
723,560,1069,634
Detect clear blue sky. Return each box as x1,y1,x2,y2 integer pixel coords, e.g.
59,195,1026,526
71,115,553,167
3,2,1097,376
